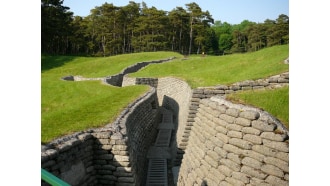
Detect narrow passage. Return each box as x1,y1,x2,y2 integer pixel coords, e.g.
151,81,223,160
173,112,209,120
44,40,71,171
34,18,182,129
146,109,175,185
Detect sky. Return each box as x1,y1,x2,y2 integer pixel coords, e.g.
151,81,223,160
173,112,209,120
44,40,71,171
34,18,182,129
63,0,288,24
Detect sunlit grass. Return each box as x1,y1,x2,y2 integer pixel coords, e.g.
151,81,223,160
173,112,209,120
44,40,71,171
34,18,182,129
42,51,183,76
42,52,181,143
131,45,289,88
42,47,289,143
226,86,289,129
42,81,149,143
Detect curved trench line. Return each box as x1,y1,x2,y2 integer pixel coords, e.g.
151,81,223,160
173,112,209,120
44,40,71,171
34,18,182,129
61,56,176,87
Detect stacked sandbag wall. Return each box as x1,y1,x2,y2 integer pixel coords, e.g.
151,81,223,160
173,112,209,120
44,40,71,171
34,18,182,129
178,96,289,186
42,88,160,186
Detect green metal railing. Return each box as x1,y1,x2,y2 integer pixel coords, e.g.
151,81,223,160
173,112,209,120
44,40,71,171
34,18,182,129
41,169,71,186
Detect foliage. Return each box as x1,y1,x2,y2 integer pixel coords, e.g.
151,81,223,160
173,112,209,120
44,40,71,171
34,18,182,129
212,15,289,54
41,0,73,54
41,1,288,56
226,86,289,128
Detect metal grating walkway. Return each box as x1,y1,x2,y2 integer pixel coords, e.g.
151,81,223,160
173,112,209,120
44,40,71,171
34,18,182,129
155,130,172,147
162,112,173,124
146,109,174,186
146,159,168,186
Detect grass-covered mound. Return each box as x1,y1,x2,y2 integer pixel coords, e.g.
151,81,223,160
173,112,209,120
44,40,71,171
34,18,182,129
227,86,289,129
42,52,181,143
131,45,289,88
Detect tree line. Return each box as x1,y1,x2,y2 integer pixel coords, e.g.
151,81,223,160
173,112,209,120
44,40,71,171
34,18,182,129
41,0,288,56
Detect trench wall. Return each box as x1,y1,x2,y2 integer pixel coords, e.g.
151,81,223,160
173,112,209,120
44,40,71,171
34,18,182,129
65,57,175,86
177,96,289,186
156,77,192,165
45,69,289,185
122,72,289,166
181,72,289,152
41,88,160,186
123,76,193,165
104,57,175,86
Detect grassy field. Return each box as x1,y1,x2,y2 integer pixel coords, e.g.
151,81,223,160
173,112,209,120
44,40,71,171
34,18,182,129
42,82,149,143
42,52,181,143
131,45,289,88
226,86,289,129
42,51,182,76
42,46,289,143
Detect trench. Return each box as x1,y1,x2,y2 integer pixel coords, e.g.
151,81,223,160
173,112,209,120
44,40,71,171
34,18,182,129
59,56,182,185
61,57,176,87
50,57,289,186
145,108,175,185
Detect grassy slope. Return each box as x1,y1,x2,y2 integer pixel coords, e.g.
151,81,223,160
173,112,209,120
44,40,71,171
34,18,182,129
132,45,289,127
131,45,289,88
227,86,289,129
42,46,289,143
42,52,181,143
42,52,182,76
42,82,149,143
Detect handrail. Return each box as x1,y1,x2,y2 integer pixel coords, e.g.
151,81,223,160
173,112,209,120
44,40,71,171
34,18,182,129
41,168,71,186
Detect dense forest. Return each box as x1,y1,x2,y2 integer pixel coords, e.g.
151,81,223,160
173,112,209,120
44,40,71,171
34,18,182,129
41,0,289,56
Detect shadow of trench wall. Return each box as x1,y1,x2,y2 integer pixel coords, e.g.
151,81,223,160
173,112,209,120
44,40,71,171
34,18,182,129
161,95,180,167
155,78,193,166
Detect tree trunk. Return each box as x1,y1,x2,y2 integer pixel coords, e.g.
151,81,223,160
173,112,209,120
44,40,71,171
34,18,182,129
102,35,106,57
123,25,126,54
172,30,175,51
189,18,193,56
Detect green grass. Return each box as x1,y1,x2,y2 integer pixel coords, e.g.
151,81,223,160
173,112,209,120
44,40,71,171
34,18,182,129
226,86,289,129
41,81,149,143
42,51,182,76
131,45,289,88
42,52,181,143
42,46,289,143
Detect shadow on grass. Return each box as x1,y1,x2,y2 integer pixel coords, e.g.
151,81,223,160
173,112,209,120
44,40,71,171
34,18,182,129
41,55,77,72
